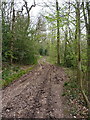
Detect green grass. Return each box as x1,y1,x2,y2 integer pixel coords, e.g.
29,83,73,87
1,55,43,88
38,55,43,59
46,56,57,65
63,68,79,99
1,64,37,88
63,67,88,118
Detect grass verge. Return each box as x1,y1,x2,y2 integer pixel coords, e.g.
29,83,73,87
63,67,88,118
1,64,37,89
46,56,57,65
1,55,42,88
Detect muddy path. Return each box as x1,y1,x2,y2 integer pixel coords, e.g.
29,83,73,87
2,59,70,118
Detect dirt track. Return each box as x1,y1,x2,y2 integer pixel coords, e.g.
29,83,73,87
2,59,69,118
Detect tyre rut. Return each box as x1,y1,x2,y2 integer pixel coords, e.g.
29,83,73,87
2,63,67,118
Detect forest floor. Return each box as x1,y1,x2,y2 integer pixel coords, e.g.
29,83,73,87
2,57,71,118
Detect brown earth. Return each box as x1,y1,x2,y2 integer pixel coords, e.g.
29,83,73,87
2,58,70,118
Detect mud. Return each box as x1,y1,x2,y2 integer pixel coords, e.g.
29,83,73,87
2,60,70,118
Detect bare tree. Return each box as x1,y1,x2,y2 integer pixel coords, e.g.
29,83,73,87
23,0,36,30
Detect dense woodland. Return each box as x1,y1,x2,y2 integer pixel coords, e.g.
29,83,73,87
1,0,90,118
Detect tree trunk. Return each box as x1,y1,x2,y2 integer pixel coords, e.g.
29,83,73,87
56,0,60,64
64,26,68,66
76,1,81,84
86,1,90,117
87,22,90,118
0,0,2,75
82,1,90,117
10,0,15,64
